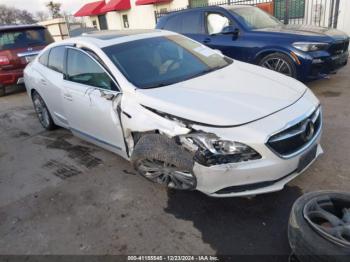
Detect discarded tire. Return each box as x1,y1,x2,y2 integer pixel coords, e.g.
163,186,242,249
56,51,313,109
288,191,350,262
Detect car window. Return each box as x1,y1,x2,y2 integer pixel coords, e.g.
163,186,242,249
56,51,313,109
103,35,232,89
163,15,182,32
206,13,232,35
164,12,203,34
66,48,116,90
48,46,65,73
0,28,53,51
38,49,50,66
229,6,282,29
181,12,203,34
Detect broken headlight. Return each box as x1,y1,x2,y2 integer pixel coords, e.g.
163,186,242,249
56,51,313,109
178,133,261,167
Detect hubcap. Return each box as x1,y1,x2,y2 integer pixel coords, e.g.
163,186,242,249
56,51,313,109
137,159,196,190
262,58,293,77
33,96,50,128
303,195,350,247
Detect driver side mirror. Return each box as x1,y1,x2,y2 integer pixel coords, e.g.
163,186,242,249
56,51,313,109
221,26,240,38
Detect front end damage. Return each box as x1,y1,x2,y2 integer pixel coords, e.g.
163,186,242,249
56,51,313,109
117,95,265,194
114,87,322,197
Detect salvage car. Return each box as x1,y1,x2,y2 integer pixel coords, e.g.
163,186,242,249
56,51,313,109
0,25,54,96
24,30,323,197
156,5,349,81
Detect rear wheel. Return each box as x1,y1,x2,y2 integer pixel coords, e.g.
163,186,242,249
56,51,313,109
259,53,297,78
32,91,56,130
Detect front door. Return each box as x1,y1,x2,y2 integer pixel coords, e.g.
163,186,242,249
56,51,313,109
202,12,247,62
63,47,126,156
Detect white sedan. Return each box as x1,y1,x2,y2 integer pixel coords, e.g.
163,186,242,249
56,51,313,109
24,30,323,197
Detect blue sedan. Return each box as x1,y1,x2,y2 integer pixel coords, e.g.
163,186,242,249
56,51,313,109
156,5,349,81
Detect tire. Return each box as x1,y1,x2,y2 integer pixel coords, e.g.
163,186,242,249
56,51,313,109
131,134,196,190
288,191,350,262
32,91,56,130
0,85,5,97
259,52,297,79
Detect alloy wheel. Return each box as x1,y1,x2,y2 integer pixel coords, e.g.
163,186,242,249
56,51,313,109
303,195,350,247
137,159,196,190
262,57,293,77
33,95,50,128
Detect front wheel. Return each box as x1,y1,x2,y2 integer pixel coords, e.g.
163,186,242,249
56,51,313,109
259,53,297,79
32,91,56,130
131,134,196,190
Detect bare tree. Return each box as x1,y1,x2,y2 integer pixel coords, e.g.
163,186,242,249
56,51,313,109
46,1,62,19
0,5,36,25
17,10,36,24
35,11,49,22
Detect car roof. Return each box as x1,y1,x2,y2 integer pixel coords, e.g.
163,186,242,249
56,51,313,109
0,24,46,32
60,29,176,48
82,29,164,40
160,4,251,17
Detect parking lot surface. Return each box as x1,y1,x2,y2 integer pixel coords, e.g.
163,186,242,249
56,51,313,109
0,63,350,256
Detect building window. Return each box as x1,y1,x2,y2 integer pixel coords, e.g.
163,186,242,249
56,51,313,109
274,0,306,19
92,20,97,29
122,15,129,28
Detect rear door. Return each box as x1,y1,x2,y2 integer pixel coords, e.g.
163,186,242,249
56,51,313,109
161,11,206,43
35,45,68,127
63,47,126,155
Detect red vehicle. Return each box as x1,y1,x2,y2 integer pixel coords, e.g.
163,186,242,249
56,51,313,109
0,25,53,96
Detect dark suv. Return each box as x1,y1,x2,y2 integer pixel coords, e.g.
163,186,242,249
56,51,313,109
156,5,349,81
0,25,53,96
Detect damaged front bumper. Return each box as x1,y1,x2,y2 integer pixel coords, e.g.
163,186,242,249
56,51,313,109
193,140,322,197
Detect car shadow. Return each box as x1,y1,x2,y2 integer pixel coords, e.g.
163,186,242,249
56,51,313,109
1,84,26,96
164,186,302,258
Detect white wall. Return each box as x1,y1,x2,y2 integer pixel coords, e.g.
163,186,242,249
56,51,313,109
337,0,350,36
38,18,68,41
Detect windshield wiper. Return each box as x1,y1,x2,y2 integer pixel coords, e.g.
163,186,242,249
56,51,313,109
142,82,171,89
141,66,227,89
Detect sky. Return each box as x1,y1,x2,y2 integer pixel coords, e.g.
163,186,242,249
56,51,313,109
0,0,89,15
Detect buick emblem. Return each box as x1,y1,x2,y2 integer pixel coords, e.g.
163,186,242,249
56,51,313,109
301,119,315,142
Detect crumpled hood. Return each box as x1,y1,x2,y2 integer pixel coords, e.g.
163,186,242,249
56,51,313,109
136,61,307,127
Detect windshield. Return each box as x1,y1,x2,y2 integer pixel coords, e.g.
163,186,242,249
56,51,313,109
0,28,53,51
230,6,282,29
103,35,232,89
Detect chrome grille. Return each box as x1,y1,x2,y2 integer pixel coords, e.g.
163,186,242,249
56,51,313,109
267,107,322,158
329,40,349,56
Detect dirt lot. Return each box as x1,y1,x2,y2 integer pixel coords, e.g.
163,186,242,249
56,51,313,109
0,64,349,257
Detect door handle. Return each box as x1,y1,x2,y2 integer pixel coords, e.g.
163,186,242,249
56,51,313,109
63,93,73,101
203,38,211,44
